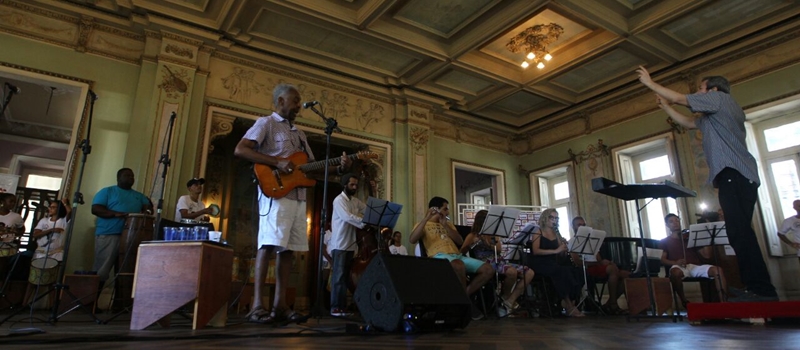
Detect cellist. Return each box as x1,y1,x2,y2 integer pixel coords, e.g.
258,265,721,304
329,173,366,317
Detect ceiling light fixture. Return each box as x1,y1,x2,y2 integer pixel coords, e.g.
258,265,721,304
506,23,564,69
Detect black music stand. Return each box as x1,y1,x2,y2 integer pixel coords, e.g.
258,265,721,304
688,221,728,297
362,197,402,228
477,206,520,315
568,226,606,312
593,177,696,322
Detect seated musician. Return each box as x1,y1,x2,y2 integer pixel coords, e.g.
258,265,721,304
91,168,153,293
23,198,72,304
175,177,211,222
528,208,585,317
777,199,800,264
661,213,728,307
570,216,629,314
0,193,25,276
461,210,534,317
409,196,493,320
329,173,366,318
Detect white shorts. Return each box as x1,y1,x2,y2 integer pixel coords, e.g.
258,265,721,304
670,263,712,278
258,194,308,252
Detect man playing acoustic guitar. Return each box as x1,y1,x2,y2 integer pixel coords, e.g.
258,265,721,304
235,83,351,324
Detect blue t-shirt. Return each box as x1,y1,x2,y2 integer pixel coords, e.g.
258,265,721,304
92,185,150,235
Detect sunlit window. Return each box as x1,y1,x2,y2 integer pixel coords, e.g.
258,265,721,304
639,155,671,181
26,174,62,191
553,181,569,200
764,121,800,152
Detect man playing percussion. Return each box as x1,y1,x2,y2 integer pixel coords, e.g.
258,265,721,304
91,168,152,287
175,177,212,222
234,83,350,324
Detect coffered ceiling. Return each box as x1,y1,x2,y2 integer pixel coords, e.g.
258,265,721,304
16,0,800,132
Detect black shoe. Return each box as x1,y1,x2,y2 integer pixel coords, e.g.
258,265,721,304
470,304,484,320
728,290,779,303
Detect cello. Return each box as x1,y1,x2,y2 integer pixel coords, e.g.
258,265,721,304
347,167,389,293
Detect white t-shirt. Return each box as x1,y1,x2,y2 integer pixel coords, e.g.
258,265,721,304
34,217,67,261
778,215,800,256
0,211,24,247
389,244,408,256
175,195,206,221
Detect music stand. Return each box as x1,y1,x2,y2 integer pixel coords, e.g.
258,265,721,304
568,226,606,312
477,206,520,315
688,221,728,298
362,197,402,228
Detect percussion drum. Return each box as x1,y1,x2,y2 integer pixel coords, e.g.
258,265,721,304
120,214,155,274
208,204,221,217
29,257,59,285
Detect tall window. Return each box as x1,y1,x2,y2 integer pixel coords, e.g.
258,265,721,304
532,165,573,239
753,109,800,255
615,136,682,240
19,174,62,252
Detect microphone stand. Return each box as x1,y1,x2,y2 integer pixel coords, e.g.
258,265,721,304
102,111,176,324
154,112,178,240
44,91,101,324
307,104,341,318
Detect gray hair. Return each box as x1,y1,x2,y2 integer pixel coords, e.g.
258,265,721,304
272,83,298,106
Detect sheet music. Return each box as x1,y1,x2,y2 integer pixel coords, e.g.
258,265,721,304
688,221,728,248
479,206,521,238
634,246,663,272
567,226,606,257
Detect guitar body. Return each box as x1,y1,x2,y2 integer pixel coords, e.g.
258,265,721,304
253,152,316,199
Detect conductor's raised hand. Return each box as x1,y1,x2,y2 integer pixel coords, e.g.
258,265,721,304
635,65,652,85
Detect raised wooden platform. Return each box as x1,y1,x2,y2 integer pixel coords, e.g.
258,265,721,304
687,301,800,324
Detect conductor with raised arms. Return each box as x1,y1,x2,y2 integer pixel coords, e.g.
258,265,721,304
636,66,777,302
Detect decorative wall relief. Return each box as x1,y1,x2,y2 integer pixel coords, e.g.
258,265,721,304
165,43,194,59
570,139,616,235
159,65,191,99
410,126,429,155
221,66,271,104
208,114,235,152
76,16,94,52
207,58,394,137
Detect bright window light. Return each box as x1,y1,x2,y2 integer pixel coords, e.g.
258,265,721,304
764,121,800,152
553,181,569,200
639,155,671,180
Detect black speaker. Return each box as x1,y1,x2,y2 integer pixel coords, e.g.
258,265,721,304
354,253,471,332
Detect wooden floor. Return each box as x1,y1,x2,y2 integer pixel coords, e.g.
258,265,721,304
0,307,799,349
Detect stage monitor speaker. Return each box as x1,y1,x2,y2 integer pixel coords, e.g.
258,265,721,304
354,253,471,332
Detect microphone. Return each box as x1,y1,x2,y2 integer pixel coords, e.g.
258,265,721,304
302,101,319,109
4,82,20,94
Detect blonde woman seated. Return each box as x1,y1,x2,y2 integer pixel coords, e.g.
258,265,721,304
529,208,585,317
461,210,534,317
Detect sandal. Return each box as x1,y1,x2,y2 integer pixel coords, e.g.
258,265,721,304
270,309,309,327
567,307,585,317
245,307,273,324
502,298,520,311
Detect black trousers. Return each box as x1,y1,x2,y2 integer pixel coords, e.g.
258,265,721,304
716,167,777,297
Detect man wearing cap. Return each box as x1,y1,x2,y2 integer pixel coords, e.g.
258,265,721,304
175,178,211,222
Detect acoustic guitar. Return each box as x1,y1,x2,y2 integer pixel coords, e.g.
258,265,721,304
254,150,377,199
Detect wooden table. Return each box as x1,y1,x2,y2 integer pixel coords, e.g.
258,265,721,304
130,241,232,330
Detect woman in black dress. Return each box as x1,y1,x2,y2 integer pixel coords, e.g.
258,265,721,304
530,208,584,317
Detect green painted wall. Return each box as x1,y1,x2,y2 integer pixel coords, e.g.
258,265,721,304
1,33,143,273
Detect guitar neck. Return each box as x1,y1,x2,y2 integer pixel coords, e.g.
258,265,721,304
299,154,359,172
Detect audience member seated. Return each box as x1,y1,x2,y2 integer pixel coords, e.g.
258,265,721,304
409,196,493,320
528,208,585,317
24,198,72,304
461,210,534,317
389,231,408,255
570,216,629,314
777,199,800,264
660,213,728,307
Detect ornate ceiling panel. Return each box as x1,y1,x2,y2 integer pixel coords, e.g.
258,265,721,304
10,0,800,142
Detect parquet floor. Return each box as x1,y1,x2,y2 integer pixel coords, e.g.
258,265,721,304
1,308,799,349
